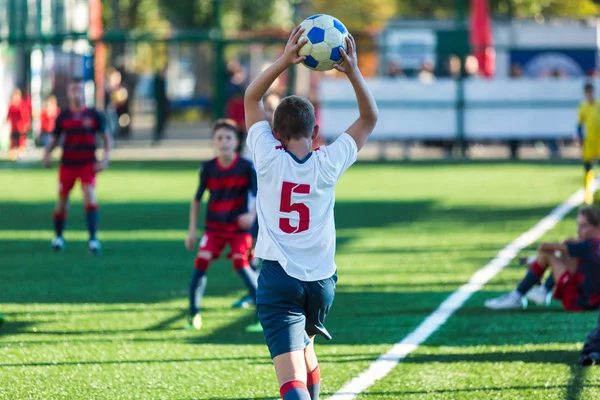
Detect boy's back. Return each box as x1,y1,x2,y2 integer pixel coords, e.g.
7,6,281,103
247,120,357,281
242,27,377,400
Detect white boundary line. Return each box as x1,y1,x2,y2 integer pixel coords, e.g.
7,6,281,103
328,188,585,400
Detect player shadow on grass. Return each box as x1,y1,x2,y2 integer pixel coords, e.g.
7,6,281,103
0,198,565,232
355,360,590,399
405,348,580,365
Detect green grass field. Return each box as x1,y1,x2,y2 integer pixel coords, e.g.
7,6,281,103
2,160,600,399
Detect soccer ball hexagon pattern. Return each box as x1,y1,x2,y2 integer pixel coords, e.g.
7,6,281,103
298,14,349,72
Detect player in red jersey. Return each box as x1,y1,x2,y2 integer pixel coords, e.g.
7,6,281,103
6,88,30,161
39,95,60,148
43,78,112,254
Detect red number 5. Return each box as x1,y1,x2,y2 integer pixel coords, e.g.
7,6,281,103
279,181,311,234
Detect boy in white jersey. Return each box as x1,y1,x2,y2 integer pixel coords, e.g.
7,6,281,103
244,26,378,400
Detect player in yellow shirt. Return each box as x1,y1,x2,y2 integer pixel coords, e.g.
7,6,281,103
578,83,600,204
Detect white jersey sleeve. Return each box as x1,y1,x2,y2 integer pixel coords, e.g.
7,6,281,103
318,133,358,183
246,120,281,174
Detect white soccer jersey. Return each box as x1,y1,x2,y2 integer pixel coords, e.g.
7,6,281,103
246,120,358,281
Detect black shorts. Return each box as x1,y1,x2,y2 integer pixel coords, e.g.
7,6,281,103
256,260,337,359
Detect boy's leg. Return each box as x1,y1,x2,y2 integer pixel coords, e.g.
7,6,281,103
231,233,258,308
18,133,27,157
515,247,562,296
9,132,19,160
53,195,69,240
188,252,211,329
81,164,100,252
547,251,585,311
53,166,76,250
274,351,311,400
303,273,336,400
305,337,321,400
486,246,575,310
188,235,226,328
583,137,595,204
256,261,312,399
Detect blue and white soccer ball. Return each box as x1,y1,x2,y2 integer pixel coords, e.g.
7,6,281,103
298,14,349,72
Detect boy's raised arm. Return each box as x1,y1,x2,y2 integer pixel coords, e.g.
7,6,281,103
334,34,378,151
244,25,307,131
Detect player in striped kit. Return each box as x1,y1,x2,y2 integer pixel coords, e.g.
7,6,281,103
184,119,259,330
43,78,112,254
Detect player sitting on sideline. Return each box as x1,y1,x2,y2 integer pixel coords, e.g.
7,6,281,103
43,78,112,254
578,83,600,204
244,28,377,400
485,205,600,311
184,119,258,330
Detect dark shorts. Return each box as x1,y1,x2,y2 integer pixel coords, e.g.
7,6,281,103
256,260,337,359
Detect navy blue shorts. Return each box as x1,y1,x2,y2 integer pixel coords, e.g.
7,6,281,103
256,260,337,359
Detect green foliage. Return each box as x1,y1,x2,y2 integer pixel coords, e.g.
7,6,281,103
99,0,600,35
312,0,397,30
155,0,291,31
395,0,599,19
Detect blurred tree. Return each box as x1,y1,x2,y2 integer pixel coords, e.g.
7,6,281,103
312,0,396,30
102,0,153,31
394,0,599,19
156,0,289,32
102,0,160,66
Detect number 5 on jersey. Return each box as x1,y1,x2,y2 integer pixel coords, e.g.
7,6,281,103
279,181,311,234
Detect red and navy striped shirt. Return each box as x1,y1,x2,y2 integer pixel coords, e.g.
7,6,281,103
52,108,106,166
195,155,257,234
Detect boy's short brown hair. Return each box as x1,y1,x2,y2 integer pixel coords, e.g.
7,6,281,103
580,205,600,227
273,95,316,141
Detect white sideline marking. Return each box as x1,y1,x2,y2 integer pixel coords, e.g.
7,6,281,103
329,188,585,400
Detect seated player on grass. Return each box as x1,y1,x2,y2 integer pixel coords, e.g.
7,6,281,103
485,205,600,311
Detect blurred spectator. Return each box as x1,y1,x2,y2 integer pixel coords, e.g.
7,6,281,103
387,61,404,78
549,68,567,79
263,92,281,125
444,55,461,78
153,67,169,144
464,55,479,77
509,63,524,78
6,88,30,161
225,88,246,136
106,68,130,138
226,59,248,97
39,95,60,148
418,59,436,84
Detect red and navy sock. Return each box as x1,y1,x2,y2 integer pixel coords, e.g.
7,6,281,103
516,260,546,295
544,274,555,292
307,365,321,400
190,258,209,316
53,211,66,238
280,381,311,400
85,204,98,241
